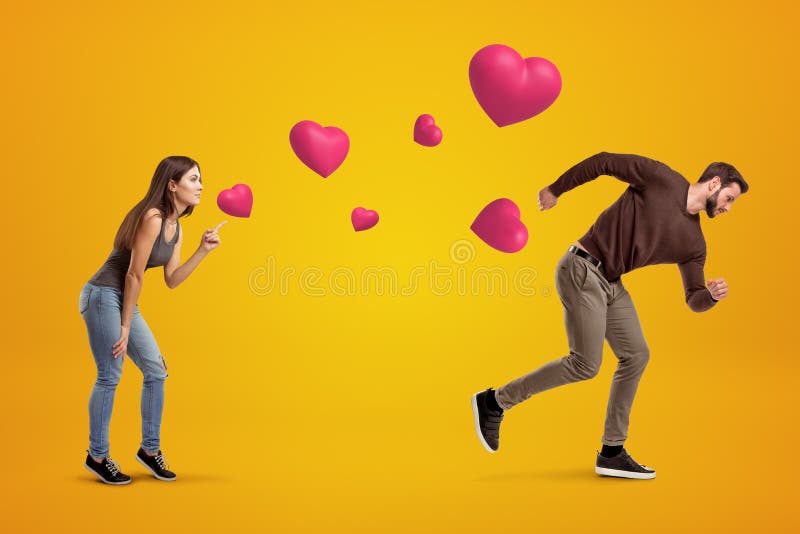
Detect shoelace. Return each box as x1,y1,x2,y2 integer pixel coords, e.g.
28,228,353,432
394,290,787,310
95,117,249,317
105,457,121,476
621,450,651,470
154,454,169,471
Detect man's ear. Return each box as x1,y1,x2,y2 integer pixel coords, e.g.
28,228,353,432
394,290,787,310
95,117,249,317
710,175,721,191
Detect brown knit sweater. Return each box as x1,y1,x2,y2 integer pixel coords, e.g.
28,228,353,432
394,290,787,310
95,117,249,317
548,152,716,312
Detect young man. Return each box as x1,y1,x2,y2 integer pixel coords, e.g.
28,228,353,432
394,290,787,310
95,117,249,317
472,152,748,479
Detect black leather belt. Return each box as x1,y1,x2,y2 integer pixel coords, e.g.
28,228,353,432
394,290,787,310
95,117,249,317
568,245,602,269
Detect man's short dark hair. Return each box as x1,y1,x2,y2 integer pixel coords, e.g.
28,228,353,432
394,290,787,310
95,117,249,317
698,162,749,194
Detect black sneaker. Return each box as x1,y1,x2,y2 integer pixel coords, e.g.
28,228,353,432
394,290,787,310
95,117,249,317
471,388,504,453
136,448,177,481
595,449,656,479
84,452,132,485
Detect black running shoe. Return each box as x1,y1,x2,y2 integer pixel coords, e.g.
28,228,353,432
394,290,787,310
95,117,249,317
84,452,132,485
471,388,503,452
595,449,656,479
136,448,177,481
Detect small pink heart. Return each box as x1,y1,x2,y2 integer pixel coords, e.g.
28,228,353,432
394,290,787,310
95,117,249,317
351,207,379,232
216,183,253,218
470,198,528,253
413,114,443,147
469,44,562,127
289,120,350,178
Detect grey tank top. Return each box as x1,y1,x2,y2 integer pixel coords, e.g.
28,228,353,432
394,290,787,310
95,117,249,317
89,217,180,292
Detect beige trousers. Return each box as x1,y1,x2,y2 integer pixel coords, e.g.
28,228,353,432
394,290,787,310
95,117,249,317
496,249,650,446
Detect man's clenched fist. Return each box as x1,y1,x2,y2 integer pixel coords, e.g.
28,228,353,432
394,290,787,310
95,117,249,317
707,278,728,301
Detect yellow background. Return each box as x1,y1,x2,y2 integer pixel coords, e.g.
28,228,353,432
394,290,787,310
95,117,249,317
1,0,797,531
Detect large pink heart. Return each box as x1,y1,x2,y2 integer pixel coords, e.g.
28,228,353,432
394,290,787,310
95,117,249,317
289,120,350,178
413,114,443,147
469,44,562,127
470,198,528,253
216,183,253,218
351,207,379,232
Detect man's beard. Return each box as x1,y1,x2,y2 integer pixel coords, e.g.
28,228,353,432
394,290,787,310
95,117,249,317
705,189,720,218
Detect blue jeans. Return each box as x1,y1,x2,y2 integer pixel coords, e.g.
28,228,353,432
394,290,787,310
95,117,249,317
79,282,168,458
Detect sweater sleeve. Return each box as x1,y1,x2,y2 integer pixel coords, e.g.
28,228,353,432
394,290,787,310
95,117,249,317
678,254,717,313
548,152,663,197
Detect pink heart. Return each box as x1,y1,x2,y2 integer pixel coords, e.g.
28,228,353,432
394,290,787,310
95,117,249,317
470,198,528,253
351,207,379,232
413,114,443,147
216,183,253,218
469,44,562,127
289,120,350,178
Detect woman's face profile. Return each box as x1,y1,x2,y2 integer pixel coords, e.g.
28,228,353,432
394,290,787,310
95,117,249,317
171,165,203,208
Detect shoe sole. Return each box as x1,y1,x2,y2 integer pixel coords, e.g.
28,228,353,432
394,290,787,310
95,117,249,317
136,455,177,481
471,392,497,453
595,466,656,479
84,463,132,485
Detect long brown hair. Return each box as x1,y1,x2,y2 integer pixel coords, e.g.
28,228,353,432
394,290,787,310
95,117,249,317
113,156,200,250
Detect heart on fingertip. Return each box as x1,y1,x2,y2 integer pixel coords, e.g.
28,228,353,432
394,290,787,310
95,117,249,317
217,184,253,218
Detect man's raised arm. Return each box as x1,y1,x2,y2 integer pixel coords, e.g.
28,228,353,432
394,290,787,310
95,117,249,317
547,152,659,197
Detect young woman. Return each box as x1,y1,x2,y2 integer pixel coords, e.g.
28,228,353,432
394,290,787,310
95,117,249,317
78,156,225,484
